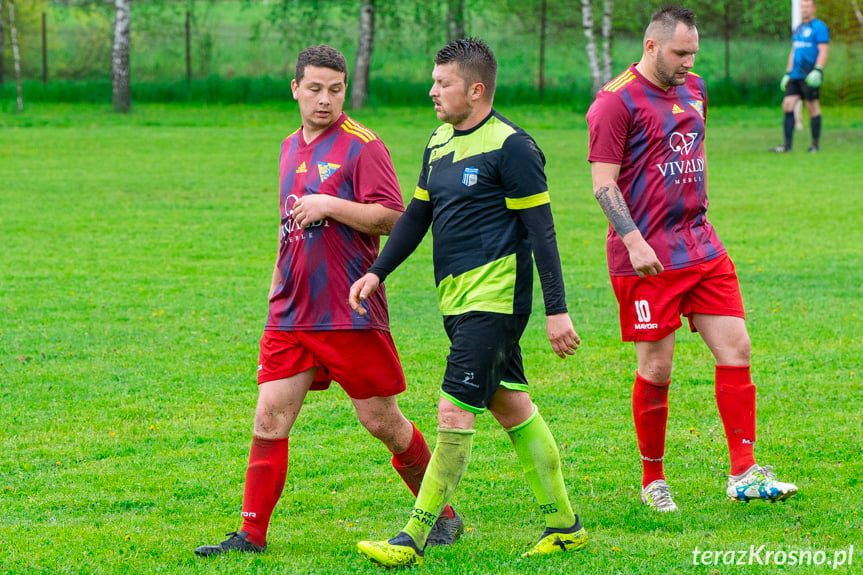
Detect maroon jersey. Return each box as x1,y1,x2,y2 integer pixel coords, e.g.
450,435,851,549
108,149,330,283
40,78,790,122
586,64,726,277
265,112,404,331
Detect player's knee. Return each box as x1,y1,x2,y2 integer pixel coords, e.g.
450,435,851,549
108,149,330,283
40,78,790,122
732,333,751,364
359,411,402,445
640,363,672,384
360,416,387,439
253,401,293,437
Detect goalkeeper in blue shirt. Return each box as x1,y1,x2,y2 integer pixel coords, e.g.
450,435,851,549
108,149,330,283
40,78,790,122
770,0,829,153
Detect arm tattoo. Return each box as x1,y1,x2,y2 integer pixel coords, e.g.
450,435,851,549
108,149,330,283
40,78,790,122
595,185,637,238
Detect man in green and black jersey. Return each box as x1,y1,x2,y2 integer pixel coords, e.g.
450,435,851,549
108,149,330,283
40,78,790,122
349,38,587,568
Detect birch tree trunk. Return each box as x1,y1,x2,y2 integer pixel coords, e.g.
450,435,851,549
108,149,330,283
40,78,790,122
112,0,131,114
351,0,374,110
853,0,863,29
0,0,5,86
9,0,21,112
539,0,547,99
601,0,613,84
447,0,465,43
581,0,602,95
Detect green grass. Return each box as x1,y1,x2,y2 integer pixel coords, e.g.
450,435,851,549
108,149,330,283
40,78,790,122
1,103,861,574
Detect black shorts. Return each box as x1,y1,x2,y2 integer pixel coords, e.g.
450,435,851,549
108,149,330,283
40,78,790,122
441,312,530,413
785,78,820,101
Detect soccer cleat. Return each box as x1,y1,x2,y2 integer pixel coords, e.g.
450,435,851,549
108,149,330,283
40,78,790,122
768,145,790,153
640,479,679,512
357,532,424,567
808,144,819,153
521,523,588,557
726,464,798,503
194,531,266,556
425,509,464,547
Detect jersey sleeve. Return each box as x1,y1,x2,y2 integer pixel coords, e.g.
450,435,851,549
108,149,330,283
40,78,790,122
815,20,830,44
500,134,568,316
499,132,548,203
586,91,631,165
352,139,405,212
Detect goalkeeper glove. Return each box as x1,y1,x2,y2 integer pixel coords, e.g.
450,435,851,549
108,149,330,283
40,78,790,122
780,73,790,91
805,65,823,88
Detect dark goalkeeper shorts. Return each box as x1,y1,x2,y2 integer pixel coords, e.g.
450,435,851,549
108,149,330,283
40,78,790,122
440,312,530,414
785,78,820,101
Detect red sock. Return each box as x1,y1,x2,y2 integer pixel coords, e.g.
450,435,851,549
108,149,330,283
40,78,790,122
715,365,757,475
633,371,670,487
239,436,289,547
391,421,454,520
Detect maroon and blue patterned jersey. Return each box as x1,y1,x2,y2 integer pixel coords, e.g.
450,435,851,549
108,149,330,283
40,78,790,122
587,64,726,277
265,112,404,331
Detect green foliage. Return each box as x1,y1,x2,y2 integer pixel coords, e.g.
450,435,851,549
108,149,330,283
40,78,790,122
9,1,861,107
1,103,861,574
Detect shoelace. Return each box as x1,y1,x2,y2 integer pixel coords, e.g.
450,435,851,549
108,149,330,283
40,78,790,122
754,465,777,483
651,483,675,508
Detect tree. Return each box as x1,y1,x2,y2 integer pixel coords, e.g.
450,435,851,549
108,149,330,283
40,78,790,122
852,0,863,29
111,0,131,113
538,0,546,98
0,0,5,86
8,0,21,112
351,0,374,109
581,0,614,95
601,0,613,83
580,0,601,94
447,0,465,43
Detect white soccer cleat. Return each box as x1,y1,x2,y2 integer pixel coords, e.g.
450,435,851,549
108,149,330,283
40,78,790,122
726,464,798,503
640,479,678,512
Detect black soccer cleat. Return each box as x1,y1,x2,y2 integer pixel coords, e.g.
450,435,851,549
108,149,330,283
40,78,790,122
808,144,819,153
194,531,266,556
425,509,465,547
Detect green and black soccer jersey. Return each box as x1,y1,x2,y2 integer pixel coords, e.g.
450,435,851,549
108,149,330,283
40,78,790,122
369,109,567,317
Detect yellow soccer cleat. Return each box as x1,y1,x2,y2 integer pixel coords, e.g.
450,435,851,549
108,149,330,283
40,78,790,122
522,524,588,557
357,532,424,567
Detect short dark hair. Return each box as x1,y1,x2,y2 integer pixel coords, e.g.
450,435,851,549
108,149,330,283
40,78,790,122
434,37,497,98
295,45,348,84
646,6,697,42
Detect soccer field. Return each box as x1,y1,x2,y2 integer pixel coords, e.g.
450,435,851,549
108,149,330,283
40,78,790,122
1,103,861,574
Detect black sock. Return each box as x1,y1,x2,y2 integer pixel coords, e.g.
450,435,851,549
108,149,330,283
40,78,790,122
811,115,822,146
783,112,795,149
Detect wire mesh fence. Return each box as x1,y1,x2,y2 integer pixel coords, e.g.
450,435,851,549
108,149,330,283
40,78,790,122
1,0,861,106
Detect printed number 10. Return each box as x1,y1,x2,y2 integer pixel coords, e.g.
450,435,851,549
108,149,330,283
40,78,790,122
635,300,651,323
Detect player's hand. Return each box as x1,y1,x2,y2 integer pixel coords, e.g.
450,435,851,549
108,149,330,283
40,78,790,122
626,237,664,277
349,273,381,316
546,313,580,359
780,73,790,91
805,66,823,88
292,195,331,228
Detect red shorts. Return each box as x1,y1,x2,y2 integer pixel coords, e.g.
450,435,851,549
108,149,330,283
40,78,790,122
610,254,745,342
257,329,406,400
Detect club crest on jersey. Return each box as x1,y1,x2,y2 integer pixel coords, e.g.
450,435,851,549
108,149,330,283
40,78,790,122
688,99,704,119
317,162,341,182
462,166,479,187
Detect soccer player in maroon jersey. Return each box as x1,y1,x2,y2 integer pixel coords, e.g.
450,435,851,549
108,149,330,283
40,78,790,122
195,45,462,556
586,7,798,512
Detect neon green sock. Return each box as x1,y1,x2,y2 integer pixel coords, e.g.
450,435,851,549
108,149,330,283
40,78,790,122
402,428,475,548
507,406,576,529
